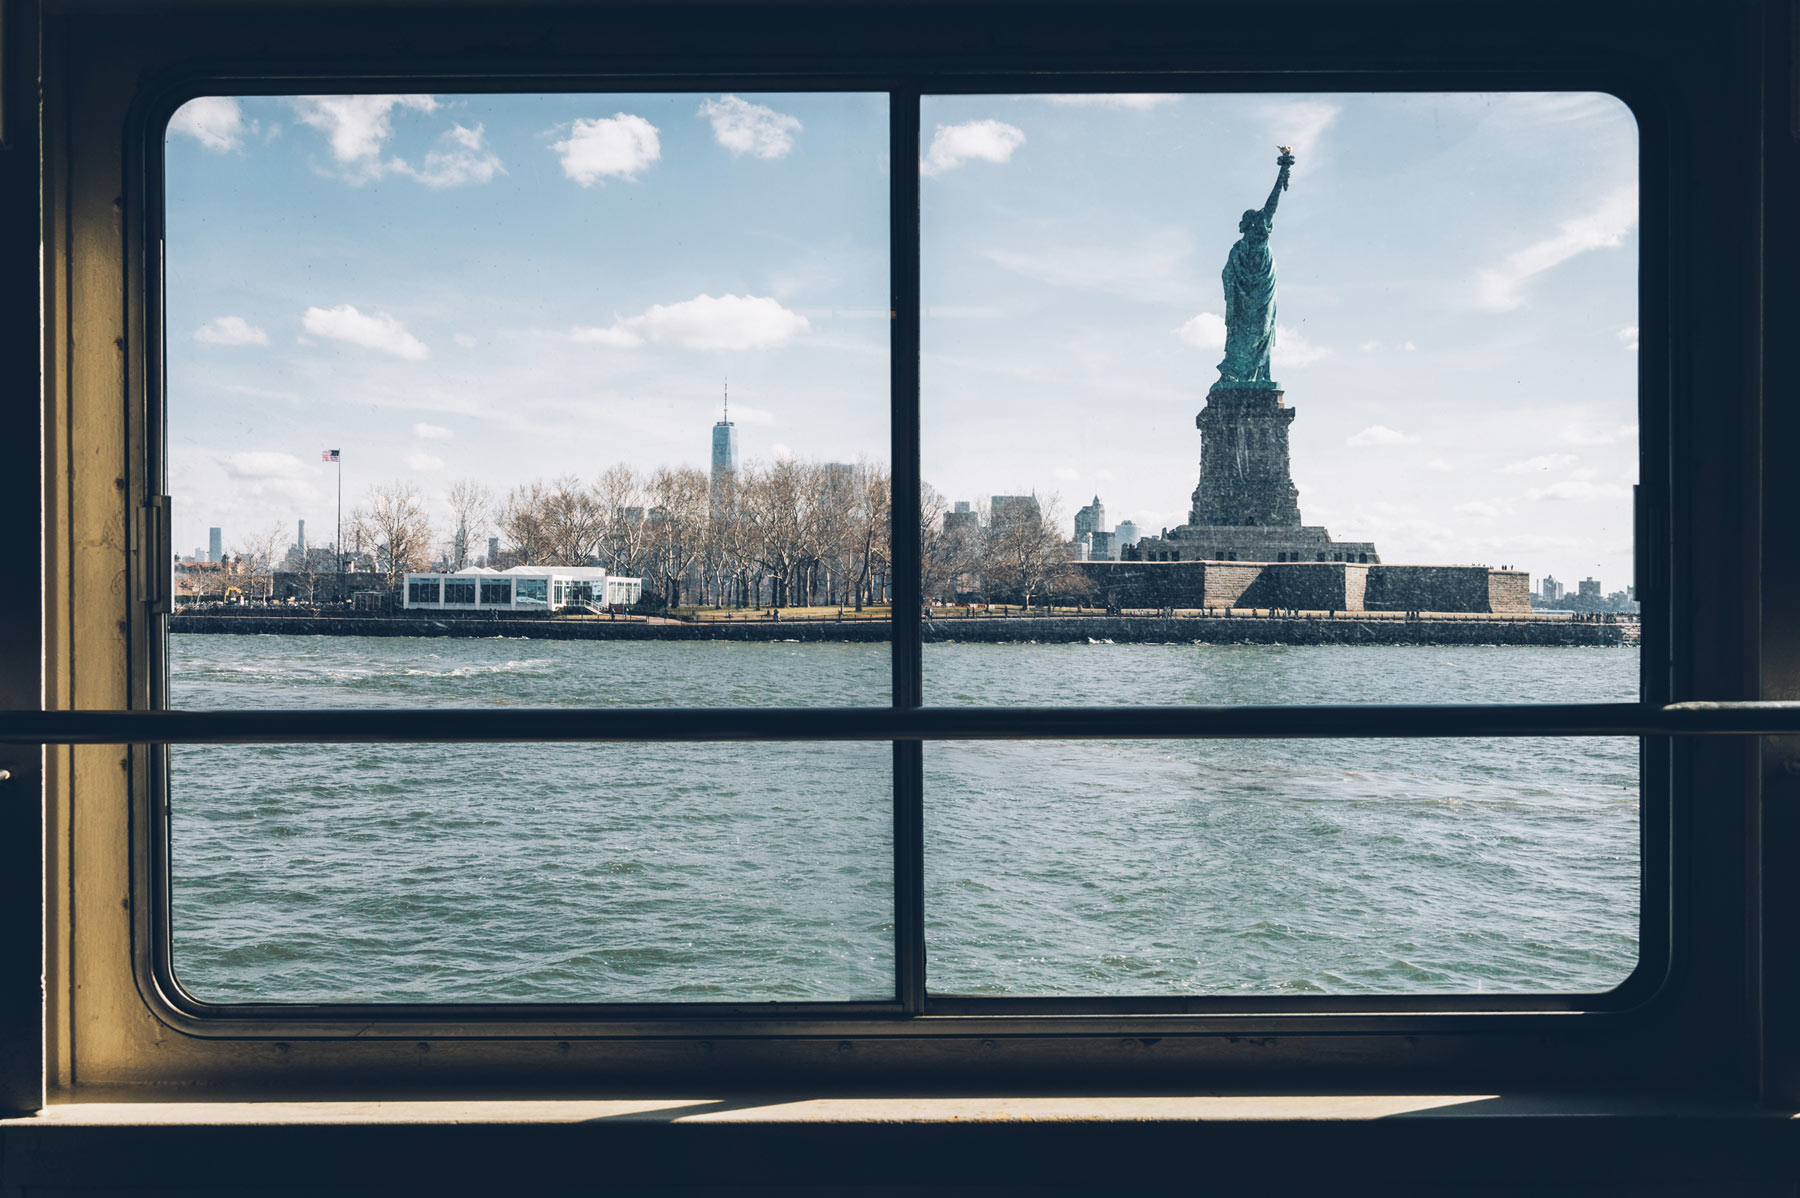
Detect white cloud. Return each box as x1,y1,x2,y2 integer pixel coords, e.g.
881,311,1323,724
389,123,504,188
1258,99,1339,158
1402,341,1417,352
1347,425,1418,448
223,451,308,481
403,452,446,472
1036,94,1179,109
553,114,661,185
698,95,802,159
452,333,477,348
1618,325,1640,351
412,422,453,441
169,97,247,152
921,120,1026,176
292,94,436,163
1501,453,1580,474
770,442,795,459
1527,479,1631,502
1095,469,1115,481
1561,422,1637,447
301,304,429,360
1273,326,1331,368
194,315,269,346
1455,500,1511,519
1426,458,1455,473
1176,312,1226,352
1359,339,1381,352
1052,466,1081,481
570,324,645,348
290,96,498,187
201,449,317,510
1473,185,1639,311
578,294,809,351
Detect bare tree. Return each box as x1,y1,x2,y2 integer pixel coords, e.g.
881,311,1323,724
983,494,1088,608
352,482,435,589
848,462,891,610
444,478,492,571
919,480,955,605
644,465,708,605
231,525,287,601
741,458,820,608
498,482,554,567
809,465,856,606
541,474,604,566
704,468,755,607
594,464,649,577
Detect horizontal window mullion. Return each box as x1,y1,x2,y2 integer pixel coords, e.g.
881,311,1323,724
3,701,1797,745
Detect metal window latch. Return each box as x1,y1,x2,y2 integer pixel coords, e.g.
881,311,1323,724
144,495,171,615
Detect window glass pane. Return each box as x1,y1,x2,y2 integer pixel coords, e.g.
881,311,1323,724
920,93,1639,700
169,634,893,1003
166,88,889,659
927,734,1638,996
919,92,1641,997
164,91,892,1003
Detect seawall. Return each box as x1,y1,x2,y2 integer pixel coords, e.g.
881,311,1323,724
169,613,1627,647
1075,560,1534,614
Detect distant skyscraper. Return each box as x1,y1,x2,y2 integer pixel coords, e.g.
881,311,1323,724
1073,495,1108,541
990,495,1040,529
1115,520,1141,548
208,527,222,563
944,500,978,534
711,385,738,487
297,519,306,554
488,536,500,564
1579,577,1601,600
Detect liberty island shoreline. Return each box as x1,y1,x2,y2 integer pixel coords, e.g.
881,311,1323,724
168,610,1629,646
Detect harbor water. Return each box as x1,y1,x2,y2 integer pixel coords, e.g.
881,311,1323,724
169,635,1640,1003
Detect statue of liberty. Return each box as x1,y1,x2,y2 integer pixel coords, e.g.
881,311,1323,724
1213,147,1295,392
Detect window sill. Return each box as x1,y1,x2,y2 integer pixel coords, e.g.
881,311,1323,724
5,1093,1798,1191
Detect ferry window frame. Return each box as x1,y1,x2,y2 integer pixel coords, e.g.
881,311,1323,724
41,0,1777,1096
141,73,1665,1028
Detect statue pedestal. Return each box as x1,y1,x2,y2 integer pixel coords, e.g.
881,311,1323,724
1190,388,1302,528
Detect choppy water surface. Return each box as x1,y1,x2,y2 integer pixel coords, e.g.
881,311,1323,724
170,636,1639,1002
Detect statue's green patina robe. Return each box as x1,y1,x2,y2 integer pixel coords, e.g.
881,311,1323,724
1214,159,1292,390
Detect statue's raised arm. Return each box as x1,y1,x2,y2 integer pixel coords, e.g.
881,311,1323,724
1262,146,1296,227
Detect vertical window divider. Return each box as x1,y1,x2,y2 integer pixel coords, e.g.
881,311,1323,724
890,85,926,1013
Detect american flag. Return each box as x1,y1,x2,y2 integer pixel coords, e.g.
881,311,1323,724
322,449,340,462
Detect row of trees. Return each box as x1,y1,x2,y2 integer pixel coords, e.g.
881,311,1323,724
327,459,1088,608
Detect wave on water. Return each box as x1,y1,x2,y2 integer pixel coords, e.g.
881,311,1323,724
401,659,555,678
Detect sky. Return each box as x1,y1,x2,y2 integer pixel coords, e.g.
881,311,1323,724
166,90,1637,587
